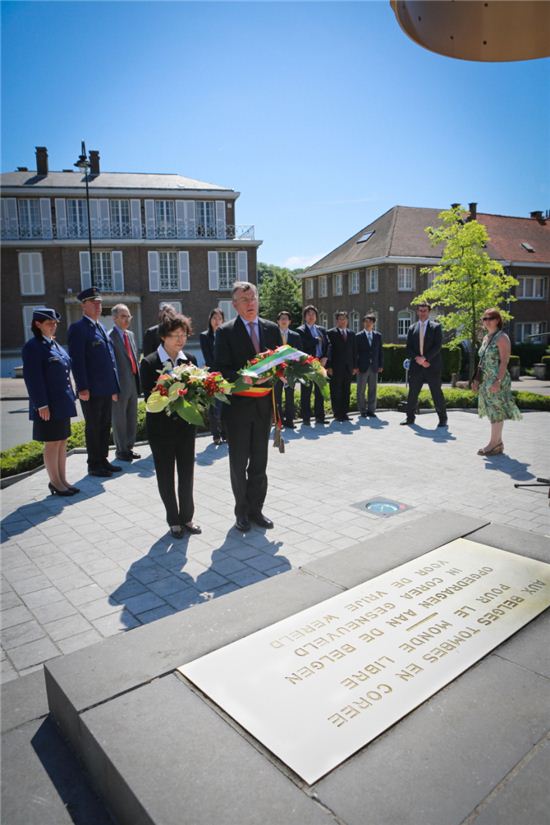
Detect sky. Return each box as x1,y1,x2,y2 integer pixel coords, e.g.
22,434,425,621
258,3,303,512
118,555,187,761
1,0,549,268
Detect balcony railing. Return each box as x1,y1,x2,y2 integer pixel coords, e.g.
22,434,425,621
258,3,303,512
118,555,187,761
1,223,255,242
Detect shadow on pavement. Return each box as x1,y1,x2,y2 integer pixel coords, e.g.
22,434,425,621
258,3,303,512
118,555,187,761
482,453,535,481
411,423,457,442
109,530,290,630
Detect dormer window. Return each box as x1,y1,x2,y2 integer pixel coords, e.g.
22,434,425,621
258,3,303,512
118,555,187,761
357,230,374,244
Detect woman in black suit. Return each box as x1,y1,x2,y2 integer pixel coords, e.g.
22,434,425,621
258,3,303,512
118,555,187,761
22,307,79,497
140,312,201,538
199,307,226,444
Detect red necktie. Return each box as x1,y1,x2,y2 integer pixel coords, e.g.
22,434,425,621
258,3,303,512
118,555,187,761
248,322,260,354
123,331,137,374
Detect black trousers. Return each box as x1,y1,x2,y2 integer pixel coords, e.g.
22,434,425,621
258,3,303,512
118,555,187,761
406,368,447,421
274,380,295,425
149,431,195,526
80,395,112,470
300,383,325,421
223,395,272,518
330,370,352,419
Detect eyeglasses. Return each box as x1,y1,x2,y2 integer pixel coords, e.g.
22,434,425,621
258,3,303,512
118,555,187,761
482,315,498,321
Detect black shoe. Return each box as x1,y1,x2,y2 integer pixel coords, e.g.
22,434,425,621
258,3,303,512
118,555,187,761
302,419,311,426
89,468,112,477
284,421,295,429
67,486,80,493
360,411,368,418
129,451,141,460
213,436,221,445
400,419,414,426
367,412,377,418
185,522,202,535
249,512,274,529
235,517,251,532
170,526,185,539
116,453,133,461
437,420,448,428
341,414,351,421
316,417,326,424
103,462,122,472
48,482,75,497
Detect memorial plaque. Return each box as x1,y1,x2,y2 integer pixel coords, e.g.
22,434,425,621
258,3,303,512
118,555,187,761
179,539,550,784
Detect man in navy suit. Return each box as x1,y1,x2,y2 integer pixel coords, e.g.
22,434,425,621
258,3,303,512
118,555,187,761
215,281,282,532
297,305,328,424
274,310,301,428
68,287,121,476
401,302,448,427
326,311,357,422
356,314,384,417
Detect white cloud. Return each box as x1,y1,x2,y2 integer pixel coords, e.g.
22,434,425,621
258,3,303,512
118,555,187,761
283,254,326,269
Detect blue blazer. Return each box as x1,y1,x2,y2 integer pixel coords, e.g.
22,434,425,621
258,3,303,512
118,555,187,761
67,317,120,396
22,336,77,421
356,329,384,372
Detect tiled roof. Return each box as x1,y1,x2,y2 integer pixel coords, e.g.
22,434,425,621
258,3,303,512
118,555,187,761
306,206,550,273
0,170,233,192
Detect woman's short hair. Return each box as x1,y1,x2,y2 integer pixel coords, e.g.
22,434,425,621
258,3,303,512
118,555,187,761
208,307,224,333
31,320,43,338
158,312,192,339
484,308,503,330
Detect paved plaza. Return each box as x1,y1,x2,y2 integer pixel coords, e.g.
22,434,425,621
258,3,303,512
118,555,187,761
2,407,548,683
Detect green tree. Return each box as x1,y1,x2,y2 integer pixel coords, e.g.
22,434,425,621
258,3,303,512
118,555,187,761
258,263,303,324
415,206,518,382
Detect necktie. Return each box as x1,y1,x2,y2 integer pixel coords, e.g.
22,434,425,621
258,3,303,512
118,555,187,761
367,332,372,344
123,331,138,374
341,328,347,341
248,322,260,354
282,331,288,345
419,323,425,356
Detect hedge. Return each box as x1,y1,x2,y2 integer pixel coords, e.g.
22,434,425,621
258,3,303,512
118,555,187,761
512,343,550,370
380,344,461,382
2,389,548,480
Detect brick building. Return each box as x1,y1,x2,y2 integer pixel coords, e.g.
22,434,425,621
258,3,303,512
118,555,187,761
300,204,549,344
0,146,261,356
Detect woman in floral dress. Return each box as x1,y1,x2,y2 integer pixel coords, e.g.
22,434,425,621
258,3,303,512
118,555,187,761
474,308,521,455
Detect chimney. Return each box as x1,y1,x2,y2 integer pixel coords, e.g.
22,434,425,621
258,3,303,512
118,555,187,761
451,203,460,209
89,150,100,176
468,202,477,220
35,146,48,176
530,210,545,223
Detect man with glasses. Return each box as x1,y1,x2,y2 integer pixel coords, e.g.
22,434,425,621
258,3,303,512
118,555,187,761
401,302,447,427
214,281,282,532
108,304,141,462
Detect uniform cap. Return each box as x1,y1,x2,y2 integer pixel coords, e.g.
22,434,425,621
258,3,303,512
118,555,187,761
77,286,102,302
32,307,61,322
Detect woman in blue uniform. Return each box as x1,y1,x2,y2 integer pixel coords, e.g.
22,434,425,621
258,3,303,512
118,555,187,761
22,307,79,496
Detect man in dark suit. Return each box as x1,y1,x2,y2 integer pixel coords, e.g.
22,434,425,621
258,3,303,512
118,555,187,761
356,313,384,417
214,281,282,532
274,310,301,429
401,302,448,427
108,304,141,462
297,305,328,425
326,311,358,422
142,302,176,356
68,287,121,477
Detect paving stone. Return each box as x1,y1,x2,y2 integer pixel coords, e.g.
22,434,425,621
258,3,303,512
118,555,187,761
43,614,94,642
135,605,176,624
245,553,290,573
164,588,204,610
78,598,122,621
92,609,141,637
8,637,60,671
1,604,34,629
0,591,23,610
122,592,166,615
147,576,191,598
194,570,230,591
0,660,19,684
20,587,65,610
57,629,103,655
64,584,108,606
2,620,45,650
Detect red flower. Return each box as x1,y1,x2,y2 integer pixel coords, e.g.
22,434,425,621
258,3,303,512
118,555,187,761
178,388,188,396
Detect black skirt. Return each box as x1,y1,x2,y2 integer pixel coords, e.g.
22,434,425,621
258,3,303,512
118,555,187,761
33,417,71,442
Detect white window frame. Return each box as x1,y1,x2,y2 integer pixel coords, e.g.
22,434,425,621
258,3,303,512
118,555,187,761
350,310,360,333
398,265,415,291
367,267,379,293
158,250,179,291
515,321,548,344
18,199,41,239
397,310,413,338
155,200,176,238
333,273,343,296
305,278,314,300
319,275,328,298
218,299,237,322
161,300,182,313
195,201,217,238
18,252,45,295
66,198,88,238
218,251,238,290
517,275,547,300
349,270,360,295
109,199,131,238
319,311,328,328
92,251,114,291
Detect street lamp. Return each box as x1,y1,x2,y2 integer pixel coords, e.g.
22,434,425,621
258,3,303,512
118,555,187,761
74,140,94,286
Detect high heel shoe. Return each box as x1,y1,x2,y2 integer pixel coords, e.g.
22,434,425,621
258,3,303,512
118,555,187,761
48,482,75,497
477,442,503,456
67,485,80,493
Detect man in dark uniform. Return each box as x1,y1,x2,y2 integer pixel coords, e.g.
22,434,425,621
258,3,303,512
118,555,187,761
274,310,301,428
326,311,358,421
68,287,121,477
297,305,328,424
401,302,448,427
214,281,282,532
